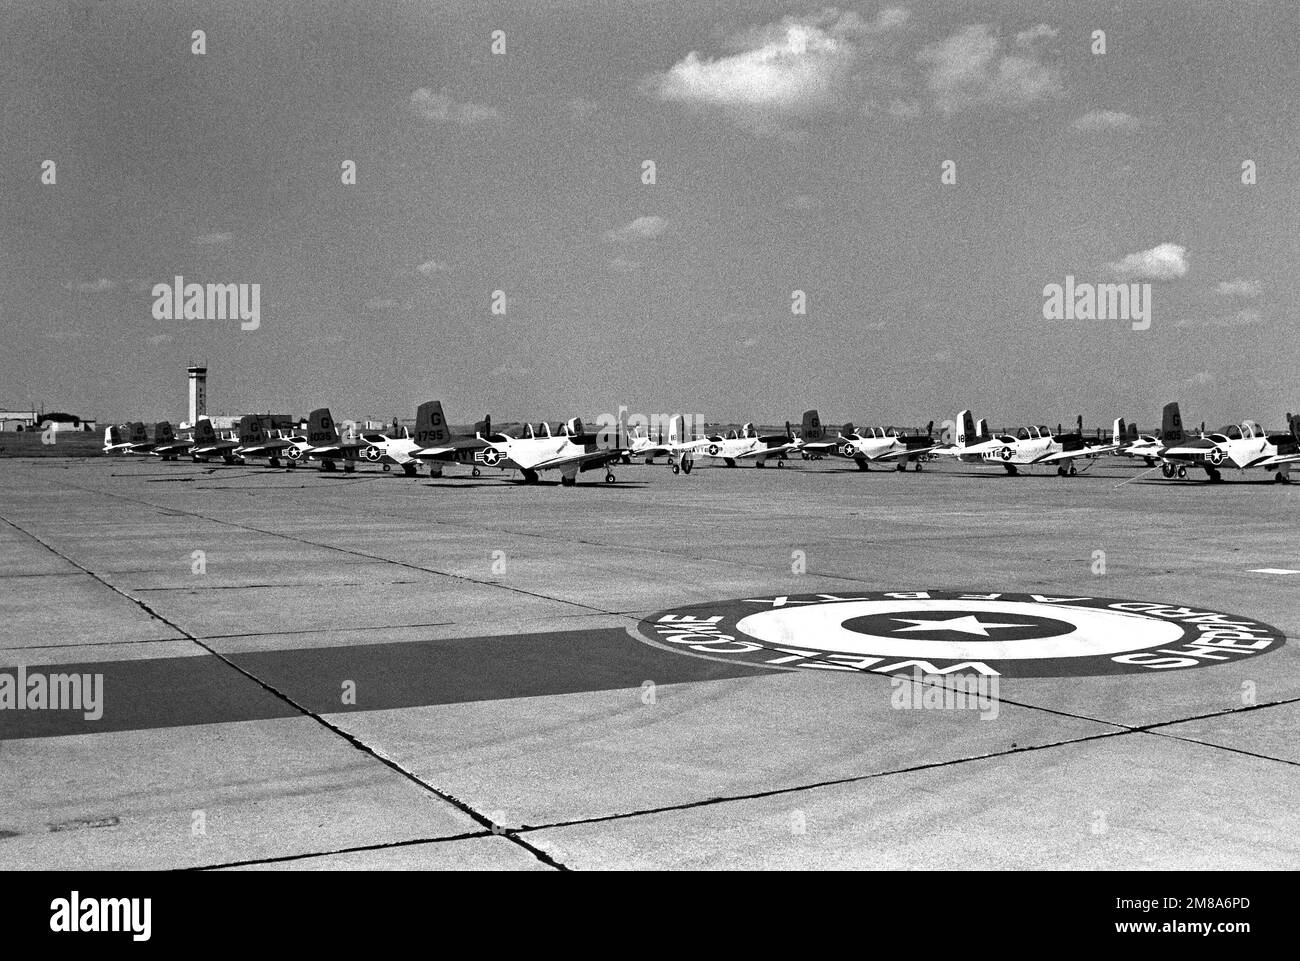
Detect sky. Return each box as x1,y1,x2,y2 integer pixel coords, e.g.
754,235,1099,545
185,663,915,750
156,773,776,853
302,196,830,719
1,0,1297,429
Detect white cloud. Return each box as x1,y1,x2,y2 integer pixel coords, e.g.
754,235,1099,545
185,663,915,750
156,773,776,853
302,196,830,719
192,232,234,245
1187,371,1217,387
1070,109,1142,131
606,215,669,242
918,24,1063,115
1214,278,1261,298
409,88,501,125
641,8,908,132
416,259,449,277
1105,243,1189,280
364,297,400,311
64,278,114,293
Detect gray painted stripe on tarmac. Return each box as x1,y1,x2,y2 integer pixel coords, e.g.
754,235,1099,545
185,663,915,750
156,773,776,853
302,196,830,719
0,627,774,740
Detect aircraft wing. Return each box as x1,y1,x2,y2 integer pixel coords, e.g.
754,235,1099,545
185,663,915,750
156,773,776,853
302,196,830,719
531,448,625,473
411,437,488,462
873,443,943,462
308,443,365,460
1249,452,1300,468
797,440,840,454
1036,443,1122,464
732,443,796,460
239,440,294,457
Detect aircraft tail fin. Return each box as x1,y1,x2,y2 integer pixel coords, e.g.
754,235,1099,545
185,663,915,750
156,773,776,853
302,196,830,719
414,401,450,447
237,414,265,446
1161,402,1185,445
956,410,976,447
925,419,934,438
801,409,823,441
192,418,216,445
155,422,175,444
668,414,686,446
840,421,855,439
129,422,148,444
306,408,338,446
104,425,121,447
1112,418,1125,446
1288,412,1299,443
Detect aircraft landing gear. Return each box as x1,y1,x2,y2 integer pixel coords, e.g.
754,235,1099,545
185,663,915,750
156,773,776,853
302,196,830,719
1274,471,1291,484
402,463,417,477
1004,464,1018,475
915,461,923,472
269,457,280,468
561,474,576,487
322,460,336,472
344,462,355,473
1161,463,1176,479
521,468,539,484
472,467,481,477
672,464,680,474
1206,467,1222,483
896,462,907,472
1176,465,1187,479
382,464,391,472
856,459,870,471
605,472,616,483
776,460,784,468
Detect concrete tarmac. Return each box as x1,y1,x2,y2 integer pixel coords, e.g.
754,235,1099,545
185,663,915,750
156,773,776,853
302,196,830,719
1,454,1296,869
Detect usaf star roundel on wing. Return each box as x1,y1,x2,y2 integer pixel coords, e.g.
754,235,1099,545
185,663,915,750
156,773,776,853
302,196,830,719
636,591,1285,677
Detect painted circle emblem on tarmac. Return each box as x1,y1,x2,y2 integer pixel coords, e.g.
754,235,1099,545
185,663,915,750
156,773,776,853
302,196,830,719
635,591,1286,677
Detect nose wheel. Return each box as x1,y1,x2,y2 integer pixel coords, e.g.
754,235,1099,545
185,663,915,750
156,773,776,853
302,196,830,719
472,467,481,477
605,472,616,483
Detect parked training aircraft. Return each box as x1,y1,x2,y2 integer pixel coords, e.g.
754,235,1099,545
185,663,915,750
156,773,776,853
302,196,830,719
787,410,840,459
624,415,700,474
832,421,939,471
189,418,243,464
1109,419,1162,466
699,418,805,467
1153,402,1299,483
475,417,628,485
149,422,193,460
234,415,304,468
102,425,134,455
943,410,1120,475
298,408,365,472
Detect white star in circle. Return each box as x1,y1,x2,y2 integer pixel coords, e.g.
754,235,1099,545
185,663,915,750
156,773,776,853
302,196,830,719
889,615,1023,637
